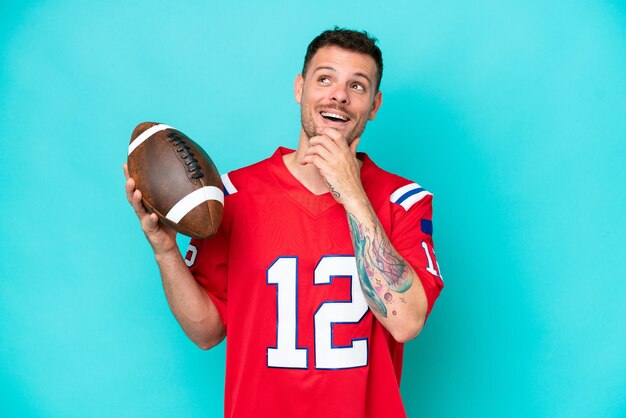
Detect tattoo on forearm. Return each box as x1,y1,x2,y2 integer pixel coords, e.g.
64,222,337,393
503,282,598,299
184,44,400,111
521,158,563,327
325,179,340,198
348,210,413,318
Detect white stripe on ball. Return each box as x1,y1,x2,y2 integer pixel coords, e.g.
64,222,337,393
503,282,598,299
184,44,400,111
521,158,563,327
128,124,174,155
165,186,224,223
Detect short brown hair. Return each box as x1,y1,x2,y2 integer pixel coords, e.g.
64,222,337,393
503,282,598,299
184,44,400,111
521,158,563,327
302,27,384,91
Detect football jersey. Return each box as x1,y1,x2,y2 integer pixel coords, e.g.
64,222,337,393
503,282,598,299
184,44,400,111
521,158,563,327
186,147,443,418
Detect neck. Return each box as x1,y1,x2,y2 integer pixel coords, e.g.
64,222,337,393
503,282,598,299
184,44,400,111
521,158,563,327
282,131,327,195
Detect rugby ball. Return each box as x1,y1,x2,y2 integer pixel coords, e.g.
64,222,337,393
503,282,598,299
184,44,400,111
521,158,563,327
127,122,223,238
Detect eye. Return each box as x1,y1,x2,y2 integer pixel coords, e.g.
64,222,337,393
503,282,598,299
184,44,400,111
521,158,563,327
351,83,365,92
318,76,331,84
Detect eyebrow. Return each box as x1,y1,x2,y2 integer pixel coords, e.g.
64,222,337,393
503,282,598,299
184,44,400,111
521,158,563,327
312,66,372,85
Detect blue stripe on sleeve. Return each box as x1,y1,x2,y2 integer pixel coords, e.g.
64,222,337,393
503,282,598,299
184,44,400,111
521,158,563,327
396,187,425,205
421,219,433,235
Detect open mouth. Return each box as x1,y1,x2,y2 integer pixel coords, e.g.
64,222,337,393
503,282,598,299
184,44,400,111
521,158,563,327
320,111,350,123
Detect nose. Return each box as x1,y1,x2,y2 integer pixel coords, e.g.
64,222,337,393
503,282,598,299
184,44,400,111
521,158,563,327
331,85,349,104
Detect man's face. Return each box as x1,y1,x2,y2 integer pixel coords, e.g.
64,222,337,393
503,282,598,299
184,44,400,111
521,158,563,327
295,46,382,144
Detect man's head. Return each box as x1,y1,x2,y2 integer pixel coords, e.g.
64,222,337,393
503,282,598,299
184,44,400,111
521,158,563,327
302,28,383,92
296,28,384,144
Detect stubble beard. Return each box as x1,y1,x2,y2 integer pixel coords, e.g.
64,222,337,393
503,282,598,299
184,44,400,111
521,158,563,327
300,105,368,145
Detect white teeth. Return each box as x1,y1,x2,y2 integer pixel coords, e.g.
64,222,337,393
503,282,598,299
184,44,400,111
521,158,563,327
320,112,348,121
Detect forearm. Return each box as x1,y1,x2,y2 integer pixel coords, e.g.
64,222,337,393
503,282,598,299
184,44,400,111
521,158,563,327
345,199,429,343
298,129,430,340
155,249,225,349
124,165,224,349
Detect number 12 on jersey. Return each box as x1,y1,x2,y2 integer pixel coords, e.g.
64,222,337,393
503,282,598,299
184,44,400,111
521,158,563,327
266,256,369,370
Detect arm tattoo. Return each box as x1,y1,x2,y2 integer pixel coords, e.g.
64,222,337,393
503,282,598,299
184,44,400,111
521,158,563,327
325,179,340,198
347,210,413,318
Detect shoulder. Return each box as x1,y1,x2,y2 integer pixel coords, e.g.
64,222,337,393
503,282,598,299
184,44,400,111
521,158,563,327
216,153,276,230
219,151,277,197
361,153,433,212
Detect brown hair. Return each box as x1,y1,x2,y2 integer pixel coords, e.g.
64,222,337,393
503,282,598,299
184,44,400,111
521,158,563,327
302,27,383,91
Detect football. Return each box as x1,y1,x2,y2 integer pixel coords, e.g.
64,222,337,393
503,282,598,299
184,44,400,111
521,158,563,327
127,122,223,238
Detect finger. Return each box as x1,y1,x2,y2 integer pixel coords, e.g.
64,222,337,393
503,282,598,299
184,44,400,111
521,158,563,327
301,154,331,172
126,178,147,218
125,177,136,203
130,188,150,217
309,134,333,146
142,212,160,234
319,128,347,147
305,144,333,162
309,135,340,154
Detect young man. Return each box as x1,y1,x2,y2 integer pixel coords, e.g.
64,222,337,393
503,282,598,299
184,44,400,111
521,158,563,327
125,28,443,418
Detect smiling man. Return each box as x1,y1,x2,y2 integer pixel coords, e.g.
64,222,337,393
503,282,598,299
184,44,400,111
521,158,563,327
297,44,381,144
125,28,444,418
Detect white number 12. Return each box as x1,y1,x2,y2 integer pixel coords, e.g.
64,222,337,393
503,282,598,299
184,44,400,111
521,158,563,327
266,256,369,370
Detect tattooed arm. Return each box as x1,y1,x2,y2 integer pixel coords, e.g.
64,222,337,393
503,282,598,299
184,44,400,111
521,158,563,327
344,201,429,343
300,127,430,342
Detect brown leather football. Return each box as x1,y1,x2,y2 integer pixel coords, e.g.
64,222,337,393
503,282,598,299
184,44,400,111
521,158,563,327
127,122,223,238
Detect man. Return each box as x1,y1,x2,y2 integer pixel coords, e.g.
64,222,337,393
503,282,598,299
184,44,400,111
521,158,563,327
125,28,443,418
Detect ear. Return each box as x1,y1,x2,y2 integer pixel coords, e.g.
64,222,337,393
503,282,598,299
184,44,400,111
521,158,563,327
368,90,383,121
294,74,304,104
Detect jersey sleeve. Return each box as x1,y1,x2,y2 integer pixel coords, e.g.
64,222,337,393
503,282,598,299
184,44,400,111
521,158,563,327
185,227,229,331
390,190,444,318
183,171,240,331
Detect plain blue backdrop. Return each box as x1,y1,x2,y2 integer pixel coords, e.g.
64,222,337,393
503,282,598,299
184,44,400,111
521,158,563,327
1,1,625,417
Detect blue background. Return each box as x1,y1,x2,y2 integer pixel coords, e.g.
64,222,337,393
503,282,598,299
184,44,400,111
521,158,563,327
1,1,625,417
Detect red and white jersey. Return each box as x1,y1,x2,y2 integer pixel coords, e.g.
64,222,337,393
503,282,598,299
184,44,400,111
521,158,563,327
186,147,443,418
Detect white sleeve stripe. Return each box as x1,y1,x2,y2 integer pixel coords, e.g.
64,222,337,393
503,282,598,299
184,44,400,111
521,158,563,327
390,183,420,203
128,124,173,155
221,173,238,195
165,186,224,223
398,190,432,211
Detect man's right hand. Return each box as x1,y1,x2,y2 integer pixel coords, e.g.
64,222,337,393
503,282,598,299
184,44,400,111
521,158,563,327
124,163,178,256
